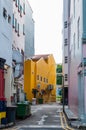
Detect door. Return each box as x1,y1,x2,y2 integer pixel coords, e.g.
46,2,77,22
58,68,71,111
0,69,4,99
78,72,85,120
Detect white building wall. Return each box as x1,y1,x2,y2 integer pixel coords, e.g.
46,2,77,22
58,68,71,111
12,0,25,79
5,68,12,106
69,0,83,115
13,0,25,51
12,0,26,103
0,0,13,105
63,0,69,87
0,0,12,66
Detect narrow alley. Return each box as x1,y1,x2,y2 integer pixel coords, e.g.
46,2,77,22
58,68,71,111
3,103,77,130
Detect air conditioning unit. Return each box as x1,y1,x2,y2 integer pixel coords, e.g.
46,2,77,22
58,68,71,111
37,84,40,89
47,84,53,90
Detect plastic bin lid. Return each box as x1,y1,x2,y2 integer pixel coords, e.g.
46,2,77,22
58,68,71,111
17,101,29,105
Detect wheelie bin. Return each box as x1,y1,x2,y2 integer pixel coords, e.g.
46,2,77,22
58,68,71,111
6,106,17,124
16,101,31,118
38,98,43,104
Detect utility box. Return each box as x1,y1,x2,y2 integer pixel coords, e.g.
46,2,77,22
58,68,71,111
0,100,6,112
6,106,16,124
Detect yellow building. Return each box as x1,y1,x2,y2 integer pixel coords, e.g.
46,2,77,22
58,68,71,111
24,54,56,103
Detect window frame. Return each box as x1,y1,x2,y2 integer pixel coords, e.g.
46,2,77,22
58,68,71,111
3,8,7,19
17,23,20,36
65,56,68,63
65,74,68,81
64,21,67,28
8,15,11,24
23,24,25,35
23,3,25,14
77,17,80,49
15,18,18,32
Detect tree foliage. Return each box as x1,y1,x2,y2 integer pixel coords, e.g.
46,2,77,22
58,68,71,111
56,75,62,85
56,64,62,85
56,64,62,73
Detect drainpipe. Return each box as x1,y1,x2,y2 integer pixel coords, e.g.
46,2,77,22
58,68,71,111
62,75,65,112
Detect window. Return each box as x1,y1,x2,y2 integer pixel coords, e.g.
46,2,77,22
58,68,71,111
21,49,24,56
12,44,16,50
12,14,15,28
17,23,20,36
74,0,75,18
8,15,11,24
65,56,68,63
15,18,18,32
46,79,48,83
40,76,42,81
23,3,25,14
23,24,25,35
18,0,20,12
44,78,46,82
64,39,68,46
20,5,22,17
37,75,39,80
73,33,75,57
64,21,67,28
3,8,7,19
15,0,18,7
77,17,80,48
65,74,68,81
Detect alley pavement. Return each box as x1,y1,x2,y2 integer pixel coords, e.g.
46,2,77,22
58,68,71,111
2,103,77,130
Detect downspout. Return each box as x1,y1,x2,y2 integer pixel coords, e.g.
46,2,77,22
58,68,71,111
80,0,86,123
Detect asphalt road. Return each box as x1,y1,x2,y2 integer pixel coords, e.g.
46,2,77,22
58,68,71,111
4,103,69,130
13,103,63,130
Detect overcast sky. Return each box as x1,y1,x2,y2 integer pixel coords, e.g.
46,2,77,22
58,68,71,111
28,0,63,64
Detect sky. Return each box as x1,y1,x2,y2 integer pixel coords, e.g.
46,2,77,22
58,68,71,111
28,0,63,64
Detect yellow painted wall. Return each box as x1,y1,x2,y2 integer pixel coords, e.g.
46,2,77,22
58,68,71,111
24,54,56,103
24,60,35,101
35,54,56,103
48,55,56,101
0,112,6,119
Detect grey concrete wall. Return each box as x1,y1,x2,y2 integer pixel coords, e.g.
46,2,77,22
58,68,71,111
25,0,35,59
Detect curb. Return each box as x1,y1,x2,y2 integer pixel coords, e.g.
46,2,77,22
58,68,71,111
63,109,79,129
64,108,86,129
0,122,15,129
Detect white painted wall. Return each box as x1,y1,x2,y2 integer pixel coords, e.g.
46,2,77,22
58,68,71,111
0,0,13,105
13,0,25,51
0,0,12,66
5,68,12,106
63,0,69,87
69,0,83,114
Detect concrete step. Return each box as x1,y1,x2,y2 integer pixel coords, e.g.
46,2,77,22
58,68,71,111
64,108,78,121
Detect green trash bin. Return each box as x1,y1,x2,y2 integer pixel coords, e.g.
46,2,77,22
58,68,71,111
38,98,43,104
25,101,31,116
16,101,31,118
